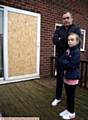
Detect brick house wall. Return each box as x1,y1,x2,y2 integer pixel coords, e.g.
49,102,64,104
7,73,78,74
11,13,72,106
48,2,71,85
0,0,88,77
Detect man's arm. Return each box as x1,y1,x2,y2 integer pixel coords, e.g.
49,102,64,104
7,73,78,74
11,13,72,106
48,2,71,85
53,27,61,46
75,26,81,37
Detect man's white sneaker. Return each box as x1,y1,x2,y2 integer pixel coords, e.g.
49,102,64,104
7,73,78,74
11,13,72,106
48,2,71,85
62,112,76,120
51,99,61,106
59,109,69,117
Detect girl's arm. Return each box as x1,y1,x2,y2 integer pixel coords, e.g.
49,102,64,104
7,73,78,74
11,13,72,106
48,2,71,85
59,49,70,62
61,50,80,69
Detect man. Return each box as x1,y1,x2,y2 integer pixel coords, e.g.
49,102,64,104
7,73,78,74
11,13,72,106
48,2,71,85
51,12,81,106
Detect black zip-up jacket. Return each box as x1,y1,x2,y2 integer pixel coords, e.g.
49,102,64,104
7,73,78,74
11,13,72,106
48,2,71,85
53,24,81,58
59,45,80,80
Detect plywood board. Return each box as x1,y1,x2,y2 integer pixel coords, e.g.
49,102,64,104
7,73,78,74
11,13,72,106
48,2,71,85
8,12,37,76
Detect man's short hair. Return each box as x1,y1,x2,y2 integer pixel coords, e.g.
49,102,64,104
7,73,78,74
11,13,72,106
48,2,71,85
62,11,73,18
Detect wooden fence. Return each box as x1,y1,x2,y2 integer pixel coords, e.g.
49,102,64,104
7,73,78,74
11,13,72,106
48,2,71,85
80,60,88,88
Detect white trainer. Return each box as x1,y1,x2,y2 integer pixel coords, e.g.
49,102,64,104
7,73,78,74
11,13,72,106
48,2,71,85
62,112,76,119
51,99,61,106
59,109,69,117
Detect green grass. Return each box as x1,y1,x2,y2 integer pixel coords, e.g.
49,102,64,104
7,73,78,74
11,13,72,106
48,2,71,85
0,78,88,120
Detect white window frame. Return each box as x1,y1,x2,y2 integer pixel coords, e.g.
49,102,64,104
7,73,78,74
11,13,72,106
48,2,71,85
0,5,41,84
54,23,86,56
80,29,86,51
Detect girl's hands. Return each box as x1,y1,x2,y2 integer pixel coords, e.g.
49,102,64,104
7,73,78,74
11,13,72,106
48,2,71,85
66,49,70,56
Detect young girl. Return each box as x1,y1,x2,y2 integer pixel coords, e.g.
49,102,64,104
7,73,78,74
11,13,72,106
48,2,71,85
59,33,80,119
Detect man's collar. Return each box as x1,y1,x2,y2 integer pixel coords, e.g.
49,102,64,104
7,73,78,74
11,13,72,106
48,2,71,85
63,24,73,30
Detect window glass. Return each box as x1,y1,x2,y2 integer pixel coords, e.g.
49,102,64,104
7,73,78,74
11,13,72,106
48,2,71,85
0,9,4,77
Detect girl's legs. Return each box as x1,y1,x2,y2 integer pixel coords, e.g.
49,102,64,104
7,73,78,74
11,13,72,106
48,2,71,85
64,83,76,113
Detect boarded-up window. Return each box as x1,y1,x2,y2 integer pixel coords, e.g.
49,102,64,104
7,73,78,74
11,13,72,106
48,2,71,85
8,12,38,76
2,6,41,82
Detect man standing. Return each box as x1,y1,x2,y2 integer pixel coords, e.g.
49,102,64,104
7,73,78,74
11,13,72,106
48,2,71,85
51,12,81,106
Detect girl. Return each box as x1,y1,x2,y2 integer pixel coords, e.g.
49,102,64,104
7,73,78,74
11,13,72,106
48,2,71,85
59,33,80,119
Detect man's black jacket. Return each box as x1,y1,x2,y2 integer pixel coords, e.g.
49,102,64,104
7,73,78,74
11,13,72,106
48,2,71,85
53,24,81,58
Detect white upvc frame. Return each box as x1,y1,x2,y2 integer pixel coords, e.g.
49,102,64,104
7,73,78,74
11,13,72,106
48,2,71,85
0,5,41,84
80,29,86,51
54,23,86,56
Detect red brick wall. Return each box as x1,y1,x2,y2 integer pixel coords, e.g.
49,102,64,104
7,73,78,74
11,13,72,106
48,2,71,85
0,0,88,77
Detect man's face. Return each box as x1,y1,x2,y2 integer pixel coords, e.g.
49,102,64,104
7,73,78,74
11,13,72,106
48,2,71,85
62,12,73,26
